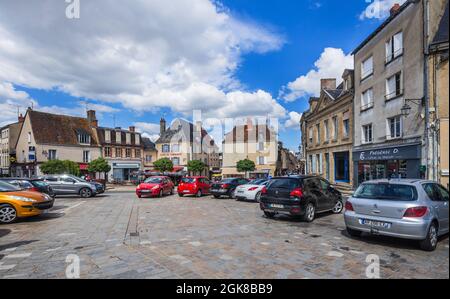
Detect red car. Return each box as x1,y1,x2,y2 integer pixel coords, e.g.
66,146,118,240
177,176,211,197
136,176,174,198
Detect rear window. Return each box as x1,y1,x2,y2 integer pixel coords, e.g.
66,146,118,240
0,181,20,192
354,183,417,201
181,178,196,184
268,178,300,190
31,180,49,188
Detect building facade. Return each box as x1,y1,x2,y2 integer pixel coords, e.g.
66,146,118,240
352,1,426,187
0,116,23,176
14,109,102,177
155,118,220,177
222,121,278,179
142,137,157,171
301,71,354,188
426,0,449,188
276,142,300,176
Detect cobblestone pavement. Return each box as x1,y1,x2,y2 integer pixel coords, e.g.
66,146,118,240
0,192,448,279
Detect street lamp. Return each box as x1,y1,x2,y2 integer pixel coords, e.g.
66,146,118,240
401,103,412,117
401,98,424,118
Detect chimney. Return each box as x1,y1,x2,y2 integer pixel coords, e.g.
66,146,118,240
87,110,98,127
18,113,25,123
129,126,135,132
390,3,401,16
320,78,336,90
160,118,166,135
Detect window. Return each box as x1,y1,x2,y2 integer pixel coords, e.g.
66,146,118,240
105,130,111,143
308,127,313,144
258,156,265,165
172,157,180,166
386,31,403,63
316,124,320,144
317,154,322,174
387,116,402,139
386,72,403,100
135,134,140,146
362,124,373,144
145,155,153,163
126,133,131,145
135,149,141,158
354,183,417,201
48,150,57,161
308,155,313,174
312,155,317,173
361,56,373,79
332,116,338,140
324,120,329,141
162,144,170,153
104,147,112,157
116,132,122,144
361,88,374,110
83,151,90,163
78,133,91,145
343,119,350,138
27,132,32,143
125,148,132,158
115,148,122,158
171,144,180,153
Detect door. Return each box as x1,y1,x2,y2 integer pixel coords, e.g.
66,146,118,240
319,178,335,210
431,184,449,234
45,176,61,193
201,178,211,194
304,178,325,210
59,177,78,194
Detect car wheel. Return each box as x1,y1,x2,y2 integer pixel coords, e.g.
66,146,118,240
213,195,221,199
170,188,174,195
79,188,92,198
264,211,276,218
137,195,142,198
178,193,184,197
419,222,439,252
0,204,17,224
196,190,202,198
230,189,236,199
332,200,344,214
346,227,362,237
255,191,262,202
159,190,164,198
302,203,315,222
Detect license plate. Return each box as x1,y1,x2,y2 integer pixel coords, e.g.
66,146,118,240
270,204,284,209
237,190,244,193
211,189,218,192
141,190,151,193
183,190,190,193
360,219,391,229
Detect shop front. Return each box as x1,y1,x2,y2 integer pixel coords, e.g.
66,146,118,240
353,143,423,187
111,162,141,182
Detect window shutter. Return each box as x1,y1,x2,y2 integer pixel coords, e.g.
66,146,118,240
393,32,403,56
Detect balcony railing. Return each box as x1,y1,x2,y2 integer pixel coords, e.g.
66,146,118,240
360,102,374,112
385,90,403,101
386,48,404,64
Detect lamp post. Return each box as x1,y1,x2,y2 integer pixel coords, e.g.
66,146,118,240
401,98,424,117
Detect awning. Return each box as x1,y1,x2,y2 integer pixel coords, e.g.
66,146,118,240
172,166,184,172
79,163,89,170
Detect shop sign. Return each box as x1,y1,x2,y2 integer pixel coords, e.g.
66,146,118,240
353,144,421,161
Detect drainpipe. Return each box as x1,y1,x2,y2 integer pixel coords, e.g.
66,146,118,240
423,0,431,180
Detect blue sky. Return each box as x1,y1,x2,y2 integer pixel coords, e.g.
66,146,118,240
0,0,399,151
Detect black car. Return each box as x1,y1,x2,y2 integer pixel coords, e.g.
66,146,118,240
210,178,250,198
0,178,56,198
259,176,343,222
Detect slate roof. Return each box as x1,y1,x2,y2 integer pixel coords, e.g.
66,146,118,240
95,127,141,147
156,119,209,144
27,110,99,146
142,137,156,151
431,1,449,47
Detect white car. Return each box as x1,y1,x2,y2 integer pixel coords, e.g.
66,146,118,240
234,179,269,202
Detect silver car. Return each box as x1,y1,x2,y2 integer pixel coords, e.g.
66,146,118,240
41,174,97,198
344,179,449,251
235,179,268,202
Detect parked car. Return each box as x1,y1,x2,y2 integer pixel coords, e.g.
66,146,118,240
0,181,55,224
178,176,211,197
136,176,174,198
235,179,269,202
260,175,343,222
40,174,98,198
344,179,449,251
0,178,55,198
210,178,250,199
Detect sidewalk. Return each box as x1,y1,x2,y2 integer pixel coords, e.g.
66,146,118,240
105,184,137,193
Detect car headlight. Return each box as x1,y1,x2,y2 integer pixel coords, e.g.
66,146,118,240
9,196,37,202
152,185,160,190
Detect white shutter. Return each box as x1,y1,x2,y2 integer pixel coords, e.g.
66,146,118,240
385,39,393,62
393,32,403,57
386,76,396,98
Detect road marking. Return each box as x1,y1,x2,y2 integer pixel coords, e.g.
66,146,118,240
2,273,26,278
0,263,16,271
260,242,270,246
326,251,344,258
5,252,32,259
58,233,77,237
106,239,120,242
189,241,202,247
63,201,86,213
140,241,152,245
45,247,62,252
1,247,17,253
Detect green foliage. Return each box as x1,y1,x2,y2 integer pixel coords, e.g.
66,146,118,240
236,159,256,173
153,158,174,172
40,160,80,176
187,160,206,174
88,157,111,173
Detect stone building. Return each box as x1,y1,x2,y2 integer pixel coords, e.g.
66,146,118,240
0,115,24,176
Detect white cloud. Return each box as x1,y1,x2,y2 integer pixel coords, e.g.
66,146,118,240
134,122,161,142
280,48,353,102
285,111,302,129
359,0,407,20
0,0,286,120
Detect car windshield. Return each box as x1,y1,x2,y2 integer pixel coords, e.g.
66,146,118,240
268,178,300,190
249,179,266,185
145,177,163,184
181,178,196,184
354,183,417,201
220,179,236,184
0,181,21,192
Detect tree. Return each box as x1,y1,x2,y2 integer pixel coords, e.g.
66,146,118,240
40,160,80,176
236,159,256,178
88,158,111,183
153,158,174,173
187,160,206,175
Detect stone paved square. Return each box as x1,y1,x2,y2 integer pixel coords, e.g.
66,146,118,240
0,192,448,279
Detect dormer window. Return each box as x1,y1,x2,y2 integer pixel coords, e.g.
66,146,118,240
76,129,91,145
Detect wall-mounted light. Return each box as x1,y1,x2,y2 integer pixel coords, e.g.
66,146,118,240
401,98,424,118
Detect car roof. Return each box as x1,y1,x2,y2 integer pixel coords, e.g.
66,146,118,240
360,179,430,185
185,176,206,179
271,175,318,180
0,177,41,181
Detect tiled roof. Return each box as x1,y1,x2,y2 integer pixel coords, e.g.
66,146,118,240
28,110,99,146
224,124,275,143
